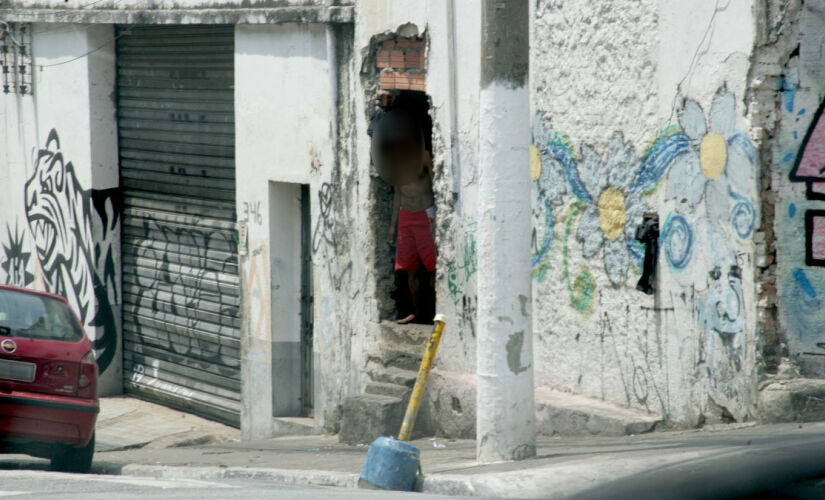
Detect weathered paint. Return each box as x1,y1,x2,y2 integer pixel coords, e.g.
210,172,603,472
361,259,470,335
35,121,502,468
0,24,122,395
771,1,825,377
235,22,342,436
0,0,803,437
0,0,353,24
477,0,535,462
530,0,758,425
477,77,536,462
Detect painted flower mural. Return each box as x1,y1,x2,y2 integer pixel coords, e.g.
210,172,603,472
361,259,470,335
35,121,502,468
666,88,756,234
574,133,646,285
530,85,755,315
531,117,572,281
532,117,568,206
532,121,686,303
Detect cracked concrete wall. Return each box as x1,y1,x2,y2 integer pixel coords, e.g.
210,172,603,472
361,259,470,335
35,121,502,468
234,22,362,431
353,0,482,379
0,1,354,25
530,0,760,425
344,0,484,436
350,0,766,431
0,0,348,10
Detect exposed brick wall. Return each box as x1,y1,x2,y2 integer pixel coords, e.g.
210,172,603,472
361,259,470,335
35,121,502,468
376,37,426,92
748,0,800,375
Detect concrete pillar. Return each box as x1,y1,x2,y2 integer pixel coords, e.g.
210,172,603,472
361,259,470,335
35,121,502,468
476,0,536,462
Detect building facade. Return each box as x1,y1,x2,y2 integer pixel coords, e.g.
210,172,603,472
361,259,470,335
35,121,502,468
0,0,820,439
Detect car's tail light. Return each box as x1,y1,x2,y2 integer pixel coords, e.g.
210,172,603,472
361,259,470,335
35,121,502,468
78,351,98,398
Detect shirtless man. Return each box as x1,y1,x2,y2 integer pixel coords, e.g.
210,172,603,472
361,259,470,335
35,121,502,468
370,107,436,324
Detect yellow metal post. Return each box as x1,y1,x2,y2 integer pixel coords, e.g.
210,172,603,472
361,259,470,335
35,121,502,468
397,314,446,442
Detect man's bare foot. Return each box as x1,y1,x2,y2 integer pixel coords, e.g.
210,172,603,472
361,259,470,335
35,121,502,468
397,314,416,324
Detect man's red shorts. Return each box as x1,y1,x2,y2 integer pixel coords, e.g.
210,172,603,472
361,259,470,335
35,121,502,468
395,208,436,271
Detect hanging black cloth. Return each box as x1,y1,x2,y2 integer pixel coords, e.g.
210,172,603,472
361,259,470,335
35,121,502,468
635,214,659,295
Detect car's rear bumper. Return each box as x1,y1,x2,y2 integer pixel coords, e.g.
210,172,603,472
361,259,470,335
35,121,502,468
0,390,97,447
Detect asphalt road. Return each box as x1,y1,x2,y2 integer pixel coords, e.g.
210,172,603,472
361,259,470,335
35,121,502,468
0,469,457,499
571,425,825,500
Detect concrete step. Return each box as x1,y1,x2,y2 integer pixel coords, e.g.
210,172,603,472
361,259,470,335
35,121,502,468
338,394,406,445
379,347,424,371
365,381,412,399
379,320,432,347
759,378,825,423
535,387,661,437
369,366,418,387
272,417,322,437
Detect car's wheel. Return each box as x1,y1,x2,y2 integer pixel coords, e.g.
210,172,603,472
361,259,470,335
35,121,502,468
50,432,94,473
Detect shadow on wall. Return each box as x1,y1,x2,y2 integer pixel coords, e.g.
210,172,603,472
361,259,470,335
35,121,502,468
0,128,121,374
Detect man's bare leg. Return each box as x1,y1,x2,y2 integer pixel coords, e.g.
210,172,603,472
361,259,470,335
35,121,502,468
398,269,420,324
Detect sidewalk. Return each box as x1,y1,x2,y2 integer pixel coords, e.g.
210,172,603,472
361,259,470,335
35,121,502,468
95,396,240,452
89,421,825,498
3,397,825,498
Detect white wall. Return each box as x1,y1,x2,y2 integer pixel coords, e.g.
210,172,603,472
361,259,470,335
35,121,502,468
0,23,122,395
235,23,345,431
529,0,759,424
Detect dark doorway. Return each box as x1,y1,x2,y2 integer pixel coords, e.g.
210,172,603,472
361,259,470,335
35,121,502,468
300,184,313,416
372,91,436,325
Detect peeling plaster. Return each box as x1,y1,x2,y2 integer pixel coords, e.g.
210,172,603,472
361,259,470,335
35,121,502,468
506,330,529,375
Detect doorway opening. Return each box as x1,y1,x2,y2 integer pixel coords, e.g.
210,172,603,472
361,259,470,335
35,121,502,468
363,32,435,325
269,182,313,417
372,91,435,324
300,184,313,416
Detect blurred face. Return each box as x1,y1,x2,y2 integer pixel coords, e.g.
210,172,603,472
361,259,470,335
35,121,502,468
371,111,424,185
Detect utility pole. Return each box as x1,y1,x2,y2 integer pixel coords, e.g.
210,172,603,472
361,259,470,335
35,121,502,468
476,0,536,463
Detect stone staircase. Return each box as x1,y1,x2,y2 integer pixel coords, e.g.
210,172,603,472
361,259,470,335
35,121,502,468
338,321,662,444
339,321,435,444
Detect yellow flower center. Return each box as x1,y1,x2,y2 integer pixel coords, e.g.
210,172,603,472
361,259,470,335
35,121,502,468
530,145,542,181
598,187,626,241
700,132,727,180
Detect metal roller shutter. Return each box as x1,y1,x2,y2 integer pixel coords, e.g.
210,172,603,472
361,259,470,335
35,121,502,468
117,25,240,425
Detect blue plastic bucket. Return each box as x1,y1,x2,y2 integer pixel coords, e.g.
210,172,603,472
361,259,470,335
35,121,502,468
359,436,421,491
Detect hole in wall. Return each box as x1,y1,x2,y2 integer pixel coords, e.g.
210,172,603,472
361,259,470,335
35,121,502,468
363,31,436,323
451,395,462,413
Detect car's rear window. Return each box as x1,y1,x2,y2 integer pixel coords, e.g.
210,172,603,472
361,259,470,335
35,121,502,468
0,289,84,342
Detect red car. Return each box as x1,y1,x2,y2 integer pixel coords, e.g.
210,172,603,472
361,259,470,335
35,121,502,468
0,285,98,472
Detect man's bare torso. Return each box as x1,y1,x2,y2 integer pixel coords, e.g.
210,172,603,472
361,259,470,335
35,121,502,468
398,168,434,212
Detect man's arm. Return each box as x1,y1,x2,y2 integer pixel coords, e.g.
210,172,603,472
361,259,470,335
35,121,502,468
389,186,401,245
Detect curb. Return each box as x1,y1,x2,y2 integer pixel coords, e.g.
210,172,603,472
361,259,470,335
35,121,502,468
97,463,483,496
98,463,360,489
416,475,477,496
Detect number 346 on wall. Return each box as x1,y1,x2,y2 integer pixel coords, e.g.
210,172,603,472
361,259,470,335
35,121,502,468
243,201,262,225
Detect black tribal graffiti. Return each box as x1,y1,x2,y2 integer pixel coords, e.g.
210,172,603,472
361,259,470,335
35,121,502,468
23,129,121,373
1,223,34,287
